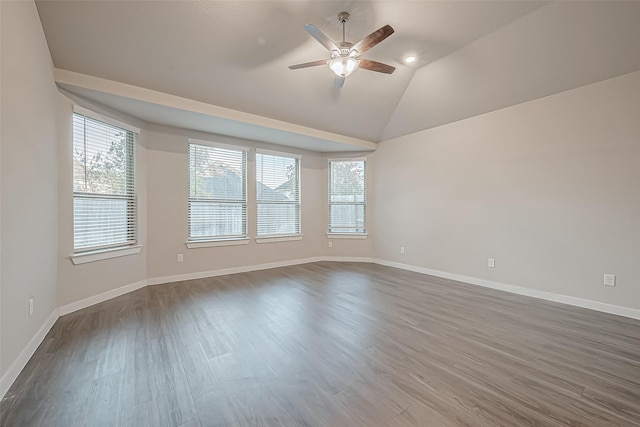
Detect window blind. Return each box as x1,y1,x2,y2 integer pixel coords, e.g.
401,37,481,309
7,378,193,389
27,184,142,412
73,113,136,252
188,142,247,240
256,151,301,237
328,159,366,234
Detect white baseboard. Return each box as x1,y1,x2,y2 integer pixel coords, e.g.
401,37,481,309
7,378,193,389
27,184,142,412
147,255,639,320
146,256,325,286
55,256,370,318
372,258,640,321
56,256,640,321
0,308,59,399
2,256,638,401
58,279,148,316
321,256,374,263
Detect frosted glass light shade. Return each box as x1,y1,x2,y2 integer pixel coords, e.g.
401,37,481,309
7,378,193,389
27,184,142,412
329,57,359,77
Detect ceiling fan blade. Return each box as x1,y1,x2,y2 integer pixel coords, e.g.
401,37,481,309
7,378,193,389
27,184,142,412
288,59,328,70
334,77,345,89
304,24,338,52
352,24,394,55
358,59,396,74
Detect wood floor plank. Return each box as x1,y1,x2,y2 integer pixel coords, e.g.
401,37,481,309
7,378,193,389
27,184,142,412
150,335,198,427
2,262,640,426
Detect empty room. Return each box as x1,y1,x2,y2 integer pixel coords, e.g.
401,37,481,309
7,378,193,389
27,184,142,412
1,1,639,426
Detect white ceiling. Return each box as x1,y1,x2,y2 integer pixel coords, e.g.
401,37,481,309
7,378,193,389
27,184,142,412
36,1,640,151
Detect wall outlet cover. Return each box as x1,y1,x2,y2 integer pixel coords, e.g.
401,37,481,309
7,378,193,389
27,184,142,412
604,274,616,287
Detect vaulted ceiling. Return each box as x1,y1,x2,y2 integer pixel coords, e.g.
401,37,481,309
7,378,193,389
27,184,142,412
36,1,640,152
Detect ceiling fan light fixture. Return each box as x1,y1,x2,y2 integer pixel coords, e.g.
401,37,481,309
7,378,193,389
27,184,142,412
329,56,359,77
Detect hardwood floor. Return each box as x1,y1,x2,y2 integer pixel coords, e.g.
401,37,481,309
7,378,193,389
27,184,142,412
2,262,639,426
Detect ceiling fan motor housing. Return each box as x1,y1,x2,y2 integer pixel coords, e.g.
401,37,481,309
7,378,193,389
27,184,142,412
333,42,356,58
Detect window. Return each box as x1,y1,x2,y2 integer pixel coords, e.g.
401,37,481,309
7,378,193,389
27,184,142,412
328,159,366,234
256,150,301,237
73,112,136,252
188,141,247,241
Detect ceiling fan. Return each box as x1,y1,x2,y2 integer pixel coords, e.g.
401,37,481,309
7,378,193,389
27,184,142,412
289,12,395,89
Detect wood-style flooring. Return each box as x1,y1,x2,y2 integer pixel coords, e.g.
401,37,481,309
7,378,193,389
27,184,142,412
1,262,640,426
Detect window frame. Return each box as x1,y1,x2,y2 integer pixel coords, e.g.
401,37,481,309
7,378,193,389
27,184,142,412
327,157,368,238
71,106,139,258
187,138,249,247
255,148,302,242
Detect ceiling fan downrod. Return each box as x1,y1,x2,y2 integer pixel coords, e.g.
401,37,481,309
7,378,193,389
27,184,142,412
338,11,349,43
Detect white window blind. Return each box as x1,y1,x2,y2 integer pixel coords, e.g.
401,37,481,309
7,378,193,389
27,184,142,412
328,159,366,234
188,142,247,241
73,113,136,252
256,151,301,237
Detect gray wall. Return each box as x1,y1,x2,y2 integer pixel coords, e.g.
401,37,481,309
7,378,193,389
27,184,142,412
1,1,60,377
56,119,374,307
56,98,148,307
144,125,328,280
372,70,640,310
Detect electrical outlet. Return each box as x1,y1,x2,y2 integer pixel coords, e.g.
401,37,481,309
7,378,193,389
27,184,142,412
488,258,495,268
604,274,616,287
328,242,333,248
400,246,405,254
177,253,184,262
29,298,34,316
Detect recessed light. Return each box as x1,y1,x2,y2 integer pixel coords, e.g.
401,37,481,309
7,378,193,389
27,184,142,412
404,56,416,64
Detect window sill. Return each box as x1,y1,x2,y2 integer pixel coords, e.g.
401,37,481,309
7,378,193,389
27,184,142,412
326,233,368,239
185,238,250,249
255,234,303,244
71,245,142,265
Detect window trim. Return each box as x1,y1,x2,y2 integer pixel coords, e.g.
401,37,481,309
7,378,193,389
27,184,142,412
187,140,249,243
70,245,142,265
328,157,367,235
256,149,302,238
187,138,250,153
185,238,250,249
326,233,368,239
255,234,303,244
72,108,139,256
73,105,140,134
256,148,302,159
